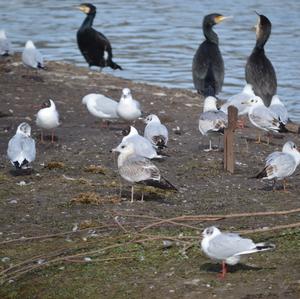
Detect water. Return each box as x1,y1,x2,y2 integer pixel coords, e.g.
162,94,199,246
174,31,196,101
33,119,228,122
1,0,300,120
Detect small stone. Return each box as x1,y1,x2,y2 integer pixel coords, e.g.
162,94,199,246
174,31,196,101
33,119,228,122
9,199,18,204
84,257,92,262
1,257,10,262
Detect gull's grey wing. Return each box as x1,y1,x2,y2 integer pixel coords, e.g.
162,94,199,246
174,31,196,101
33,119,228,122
126,136,158,159
22,137,36,162
269,105,288,124
250,106,279,131
265,152,296,178
119,156,160,183
144,123,168,145
93,96,118,118
22,48,43,68
0,38,11,55
199,111,227,135
208,233,255,259
221,93,252,115
7,135,36,166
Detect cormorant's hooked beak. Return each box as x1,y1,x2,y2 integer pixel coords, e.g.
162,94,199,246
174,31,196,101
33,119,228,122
215,15,233,24
75,5,90,14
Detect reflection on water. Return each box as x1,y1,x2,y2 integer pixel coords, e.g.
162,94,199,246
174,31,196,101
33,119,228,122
1,0,300,120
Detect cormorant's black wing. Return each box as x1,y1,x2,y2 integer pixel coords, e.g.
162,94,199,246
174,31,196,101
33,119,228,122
192,41,224,96
245,51,277,107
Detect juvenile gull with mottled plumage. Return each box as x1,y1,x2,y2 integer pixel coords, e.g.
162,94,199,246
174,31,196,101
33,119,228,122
112,142,177,202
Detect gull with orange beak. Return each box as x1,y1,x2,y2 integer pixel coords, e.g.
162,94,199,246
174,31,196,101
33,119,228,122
192,13,232,97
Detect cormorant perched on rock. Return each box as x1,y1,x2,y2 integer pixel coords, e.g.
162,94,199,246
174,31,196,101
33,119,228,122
245,13,277,107
192,14,230,97
76,3,122,71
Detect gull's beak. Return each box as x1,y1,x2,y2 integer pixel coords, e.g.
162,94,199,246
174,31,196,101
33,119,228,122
241,99,251,105
111,147,117,152
215,15,233,24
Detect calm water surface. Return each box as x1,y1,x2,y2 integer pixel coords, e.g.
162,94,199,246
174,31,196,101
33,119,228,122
1,0,300,120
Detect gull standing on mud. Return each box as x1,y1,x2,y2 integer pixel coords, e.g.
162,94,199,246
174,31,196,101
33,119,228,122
120,126,162,159
269,95,288,125
112,142,177,202
0,29,12,56
22,40,45,69
116,88,142,121
36,99,60,143
82,93,119,126
201,226,275,278
144,114,168,150
256,141,300,191
220,84,255,127
7,122,36,170
242,96,287,143
199,96,227,151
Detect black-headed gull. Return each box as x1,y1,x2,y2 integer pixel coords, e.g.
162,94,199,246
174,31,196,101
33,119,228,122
199,96,227,151
0,29,12,56
256,141,300,191
116,88,142,121
36,99,60,143
242,96,287,143
22,40,45,69
144,114,168,150
201,226,275,278
82,93,119,127
7,122,36,170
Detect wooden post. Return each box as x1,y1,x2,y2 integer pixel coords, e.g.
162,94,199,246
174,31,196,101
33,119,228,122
224,106,238,173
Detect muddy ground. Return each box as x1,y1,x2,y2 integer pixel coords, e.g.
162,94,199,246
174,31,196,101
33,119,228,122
0,55,300,299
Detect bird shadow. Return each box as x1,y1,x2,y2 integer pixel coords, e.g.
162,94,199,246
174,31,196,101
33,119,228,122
120,189,170,204
21,74,44,82
9,168,34,177
200,262,267,274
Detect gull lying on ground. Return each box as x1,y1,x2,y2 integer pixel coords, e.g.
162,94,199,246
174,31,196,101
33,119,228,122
116,88,142,121
7,122,36,170
120,126,162,159
82,93,119,126
242,96,287,143
0,29,12,56
112,142,177,202
36,99,60,143
144,114,168,150
199,96,227,151
22,40,45,69
269,95,288,125
201,226,275,278
256,141,300,191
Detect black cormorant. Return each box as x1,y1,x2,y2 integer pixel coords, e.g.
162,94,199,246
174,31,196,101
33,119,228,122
192,14,229,97
76,3,122,70
245,13,277,107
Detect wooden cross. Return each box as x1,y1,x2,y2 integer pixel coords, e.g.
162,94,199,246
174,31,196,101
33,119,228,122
224,106,238,173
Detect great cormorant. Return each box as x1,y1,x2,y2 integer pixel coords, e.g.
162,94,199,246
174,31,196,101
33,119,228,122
192,14,229,97
76,3,122,70
245,13,277,107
